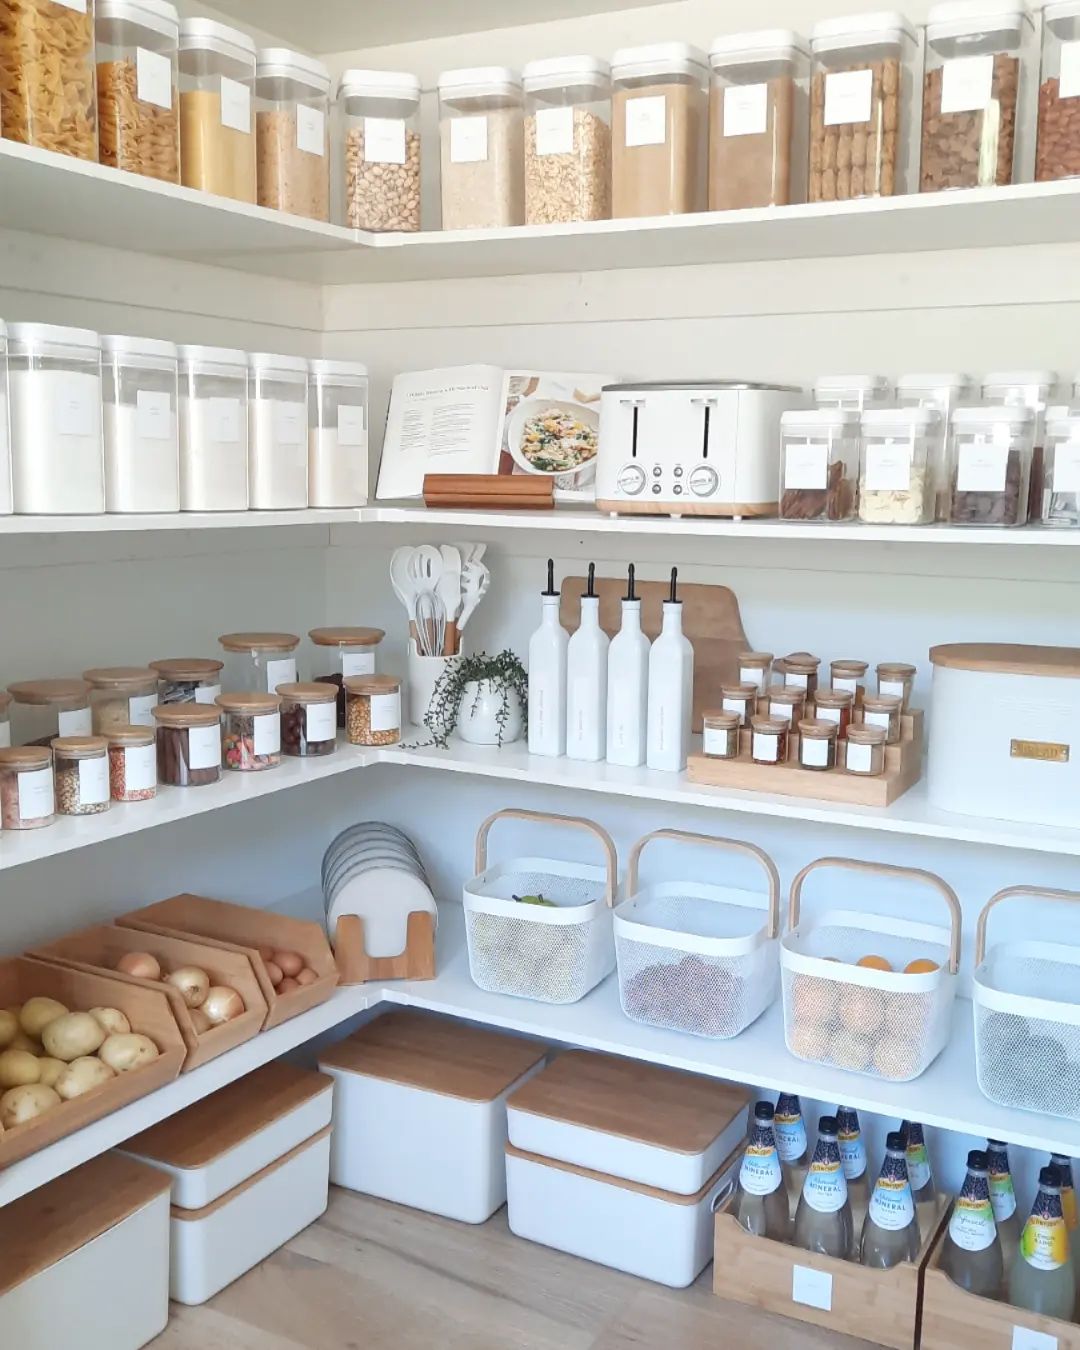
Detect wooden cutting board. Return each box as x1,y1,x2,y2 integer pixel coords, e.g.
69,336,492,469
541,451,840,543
560,575,749,732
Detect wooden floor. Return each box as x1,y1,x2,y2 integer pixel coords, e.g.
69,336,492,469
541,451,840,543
156,1187,878,1350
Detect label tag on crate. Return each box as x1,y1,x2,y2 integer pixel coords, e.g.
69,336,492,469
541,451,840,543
792,1265,832,1311
1011,1328,1058,1350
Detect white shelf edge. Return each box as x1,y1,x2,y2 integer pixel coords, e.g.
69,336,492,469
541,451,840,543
0,509,360,535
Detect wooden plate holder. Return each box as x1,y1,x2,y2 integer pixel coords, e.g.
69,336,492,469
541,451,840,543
687,704,924,807
334,911,436,986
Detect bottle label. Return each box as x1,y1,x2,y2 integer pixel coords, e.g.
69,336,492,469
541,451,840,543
869,1176,915,1232
803,1156,848,1214
839,1129,867,1181
739,1142,783,1197
774,1113,806,1163
989,1168,1017,1223
906,1142,931,1192
948,1194,997,1252
1020,1215,1069,1271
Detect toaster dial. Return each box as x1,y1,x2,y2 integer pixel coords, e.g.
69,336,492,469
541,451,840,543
617,462,647,496
688,465,719,498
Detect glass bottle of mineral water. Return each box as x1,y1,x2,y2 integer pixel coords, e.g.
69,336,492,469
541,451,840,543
986,1139,1021,1275
1009,1165,1076,1321
1051,1154,1080,1288
775,1092,809,1218
861,1130,921,1269
838,1106,869,1257
941,1149,1004,1300
734,1101,791,1242
793,1115,853,1260
903,1120,938,1236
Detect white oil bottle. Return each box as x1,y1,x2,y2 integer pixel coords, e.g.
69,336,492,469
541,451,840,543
646,567,693,772
606,563,649,768
528,558,567,758
566,562,608,762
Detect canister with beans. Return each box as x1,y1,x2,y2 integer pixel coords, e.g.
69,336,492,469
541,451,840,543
344,674,401,746
52,736,111,816
1037,1,1080,180
83,666,159,734
152,703,222,786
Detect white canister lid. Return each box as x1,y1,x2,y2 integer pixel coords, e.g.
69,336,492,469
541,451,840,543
814,373,891,393
709,29,810,68
982,369,1057,389
309,358,369,379
96,0,179,39
897,372,975,390
177,343,248,369
248,351,309,376
522,55,611,93
1047,413,1080,437
1044,0,1080,25
100,334,179,361
782,408,861,428
437,66,521,98
8,322,99,353
951,404,1035,424
179,17,256,62
611,42,709,82
926,0,1032,42
810,11,917,53
256,47,331,95
862,406,943,429
338,68,421,103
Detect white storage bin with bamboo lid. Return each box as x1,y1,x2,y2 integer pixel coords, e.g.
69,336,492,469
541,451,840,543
121,1061,333,1305
781,857,961,1081
0,1153,171,1349
318,1008,547,1223
463,808,617,1004
614,828,781,1040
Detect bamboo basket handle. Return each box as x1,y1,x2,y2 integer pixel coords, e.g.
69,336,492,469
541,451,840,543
788,856,962,975
473,808,618,908
975,885,1080,965
627,829,782,940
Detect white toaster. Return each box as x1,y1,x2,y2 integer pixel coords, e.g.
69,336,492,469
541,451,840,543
596,381,804,518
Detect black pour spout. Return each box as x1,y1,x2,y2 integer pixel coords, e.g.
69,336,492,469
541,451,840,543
625,563,636,602
586,562,596,598
542,558,557,597
668,566,680,604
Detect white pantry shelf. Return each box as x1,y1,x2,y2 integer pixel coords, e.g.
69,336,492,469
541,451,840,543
0,509,359,535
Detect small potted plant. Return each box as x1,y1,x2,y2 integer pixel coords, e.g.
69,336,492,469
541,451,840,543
424,650,528,749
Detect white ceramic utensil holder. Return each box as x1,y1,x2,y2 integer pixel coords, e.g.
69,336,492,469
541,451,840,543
407,640,461,726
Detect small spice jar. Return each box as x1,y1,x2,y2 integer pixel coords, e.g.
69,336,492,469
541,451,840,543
278,682,338,757
52,736,111,816
813,687,854,736
702,709,741,759
0,692,11,749
107,725,157,803
150,656,224,706
152,703,222,787
861,692,903,745
344,674,401,747
830,658,868,703
738,650,773,692
308,626,384,727
720,681,758,727
877,661,916,711
0,746,54,830
8,679,93,747
83,666,159,734
216,691,281,772
751,714,789,765
843,723,887,776
767,685,805,725
218,631,300,694
798,718,838,771
782,652,821,699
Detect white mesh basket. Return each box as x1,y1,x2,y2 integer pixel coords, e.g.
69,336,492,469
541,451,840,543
614,828,781,1040
780,857,961,1082
974,885,1080,1121
463,808,616,1004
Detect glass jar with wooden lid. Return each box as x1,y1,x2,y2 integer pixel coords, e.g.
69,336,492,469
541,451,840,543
877,661,916,711
7,678,92,747
813,687,854,736
216,690,281,772
842,723,887,776
83,666,158,734
152,702,222,786
781,651,821,698
861,692,903,744
767,684,805,725
52,736,111,816
738,650,773,692
218,631,300,694
344,674,401,746
278,682,338,758
798,718,838,771
720,681,758,727
0,746,54,829
107,725,157,802
150,656,223,706
751,714,789,764
702,709,740,759
308,626,385,727
830,658,868,703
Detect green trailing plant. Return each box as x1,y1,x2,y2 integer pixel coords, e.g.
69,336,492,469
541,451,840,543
421,649,528,750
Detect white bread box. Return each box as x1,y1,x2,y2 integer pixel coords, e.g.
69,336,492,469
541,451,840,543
319,1009,547,1223
0,1154,171,1349
928,643,1080,827
122,1061,333,1306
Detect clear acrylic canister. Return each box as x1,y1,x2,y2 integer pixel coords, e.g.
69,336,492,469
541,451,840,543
947,404,1035,526
100,334,179,513
859,407,941,525
218,631,300,694
809,12,918,200
96,0,181,183
896,372,976,518
779,408,860,521
611,43,709,218
178,344,248,511
0,0,97,159
255,47,330,221
438,66,525,230
248,352,308,509
708,29,810,209
982,369,1056,521
814,373,892,411
1037,0,1080,180
522,55,612,224
178,17,257,202
339,69,421,232
8,679,93,747
1040,413,1080,526
0,319,10,516
308,359,368,507
8,323,104,515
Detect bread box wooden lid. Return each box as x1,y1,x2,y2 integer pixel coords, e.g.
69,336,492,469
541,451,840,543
122,1062,331,1169
507,1051,751,1155
318,1010,546,1102
505,1140,742,1204
0,1154,171,1296
930,643,1080,679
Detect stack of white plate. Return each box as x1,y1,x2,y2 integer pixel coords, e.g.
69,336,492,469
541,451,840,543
323,823,438,959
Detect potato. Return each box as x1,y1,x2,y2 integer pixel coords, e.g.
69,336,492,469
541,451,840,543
89,1007,131,1037
19,997,69,1038
56,1056,115,1101
36,1057,66,1089
0,1049,40,1089
42,1012,106,1062
0,1083,60,1127
0,1009,18,1049
99,1033,159,1073
8,1030,39,1054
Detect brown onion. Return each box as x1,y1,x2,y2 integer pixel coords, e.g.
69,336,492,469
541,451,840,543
166,966,210,1009
277,976,300,994
274,950,303,978
265,960,283,987
116,951,162,981
202,986,244,1025
296,968,318,987
189,1008,213,1034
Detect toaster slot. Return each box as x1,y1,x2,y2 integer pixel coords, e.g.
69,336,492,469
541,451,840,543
701,402,711,459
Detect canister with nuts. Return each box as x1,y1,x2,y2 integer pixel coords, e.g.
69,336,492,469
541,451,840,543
52,735,111,816
1037,1,1080,181
339,69,421,232
522,55,612,225
344,674,401,747
96,0,181,184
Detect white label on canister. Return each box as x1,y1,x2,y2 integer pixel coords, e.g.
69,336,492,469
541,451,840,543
792,1266,832,1312
209,398,241,443
370,690,400,733
824,68,872,126
187,723,221,770
54,377,96,437
136,47,173,109
78,755,109,806
1053,442,1080,493
740,666,765,690
702,725,732,755
305,701,336,743
880,679,906,700
136,389,172,440
220,77,251,134
802,737,829,768
833,676,859,695
865,710,891,731
274,401,305,446
625,94,667,146
817,705,842,725
940,55,994,114
296,104,326,155
722,697,746,718
342,651,375,677
1060,41,1080,99
957,441,1008,492
0,722,10,748
128,693,156,727
18,766,53,819
1011,1328,1059,1350
752,731,779,762
124,742,157,792
53,0,86,11
769,701,795,722
265,658,297,693
450,115,488,163
784,442,829,489
253,712,281,757
846,741,873,773
786,671,809,690
723,82,768,137
364,116,406,164
58,706,92,737
337,404,366,445
194,683,221,705
535,105,575,156
865,441,914,492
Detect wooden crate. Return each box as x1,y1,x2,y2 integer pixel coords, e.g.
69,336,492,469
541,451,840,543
688,708,924,807
30,925,267,1073
116,894,338,1030
920,1210,1080,1349
712,1195,949,1350
0,957,185,1169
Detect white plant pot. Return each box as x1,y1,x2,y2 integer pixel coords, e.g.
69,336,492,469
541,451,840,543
456,679,524,746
